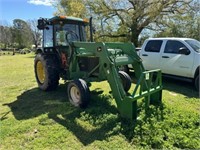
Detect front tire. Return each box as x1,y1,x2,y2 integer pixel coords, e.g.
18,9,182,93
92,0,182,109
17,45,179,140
34,54,60,91
119,71,132,92
67,79,90,108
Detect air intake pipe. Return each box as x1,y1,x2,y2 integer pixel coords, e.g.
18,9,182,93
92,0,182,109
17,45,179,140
89,17,93,42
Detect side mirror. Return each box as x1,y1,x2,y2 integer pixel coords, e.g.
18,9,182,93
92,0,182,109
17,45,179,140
37,18,50,30
37,19,46,30
179,47,190,55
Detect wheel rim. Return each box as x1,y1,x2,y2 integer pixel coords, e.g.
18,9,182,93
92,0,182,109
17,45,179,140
36,61,45,84
70,86,81,104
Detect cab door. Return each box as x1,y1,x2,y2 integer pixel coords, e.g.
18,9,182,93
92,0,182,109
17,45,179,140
160,40,194,77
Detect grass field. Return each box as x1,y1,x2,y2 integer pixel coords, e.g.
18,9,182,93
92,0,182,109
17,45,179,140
0,53,199,149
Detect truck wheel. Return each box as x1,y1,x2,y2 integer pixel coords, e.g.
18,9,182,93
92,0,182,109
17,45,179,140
34,54,59,91
119,71,132,92
67,79,90,108
195,75,199,91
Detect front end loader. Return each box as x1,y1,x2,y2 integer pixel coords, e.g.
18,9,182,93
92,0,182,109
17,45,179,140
34,16,162,120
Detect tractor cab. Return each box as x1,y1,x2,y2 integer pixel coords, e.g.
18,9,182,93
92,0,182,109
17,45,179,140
37,16,91,71
37,16,90,52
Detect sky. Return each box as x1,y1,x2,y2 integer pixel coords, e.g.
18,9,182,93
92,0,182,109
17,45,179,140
0,0,57,25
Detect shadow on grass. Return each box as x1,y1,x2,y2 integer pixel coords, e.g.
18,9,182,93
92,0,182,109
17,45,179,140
4,83,164,146
47,89,123,145
129,71,199,98
4,84,68,120
3,85,123,145
0,111,10,121
162,77,199,98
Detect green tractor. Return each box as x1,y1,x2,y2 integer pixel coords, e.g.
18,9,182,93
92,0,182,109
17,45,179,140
34,16,162,120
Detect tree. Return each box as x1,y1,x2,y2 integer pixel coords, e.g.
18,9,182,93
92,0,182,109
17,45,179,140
154,0,200,40
86,0,193,46
13,19,33,48
0,26,12,48
54,0,194,46
54,0,87,18
0,21,13,48
27,19,42,48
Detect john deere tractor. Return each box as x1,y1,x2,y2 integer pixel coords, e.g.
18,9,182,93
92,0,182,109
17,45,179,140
34,16,162,120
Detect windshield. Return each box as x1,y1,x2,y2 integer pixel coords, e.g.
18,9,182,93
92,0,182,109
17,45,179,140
185,39,200,53
55,24,86,46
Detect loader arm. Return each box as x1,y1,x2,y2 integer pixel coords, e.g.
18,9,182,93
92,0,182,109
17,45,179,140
72,42,162,120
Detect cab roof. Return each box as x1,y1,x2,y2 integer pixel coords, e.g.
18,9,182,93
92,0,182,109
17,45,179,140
48,16,89,24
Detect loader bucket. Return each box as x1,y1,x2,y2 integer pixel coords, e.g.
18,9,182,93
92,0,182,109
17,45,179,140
119,70,162,120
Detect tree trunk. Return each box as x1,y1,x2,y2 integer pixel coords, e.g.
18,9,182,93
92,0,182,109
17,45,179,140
130,24,140,47
130,32,139,47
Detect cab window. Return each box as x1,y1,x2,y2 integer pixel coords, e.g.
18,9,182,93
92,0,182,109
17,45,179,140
55,24,80,46
43,25,53,47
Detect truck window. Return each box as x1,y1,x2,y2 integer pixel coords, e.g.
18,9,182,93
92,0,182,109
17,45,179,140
185,39,200,53
145,40,162,52
164,40,187,54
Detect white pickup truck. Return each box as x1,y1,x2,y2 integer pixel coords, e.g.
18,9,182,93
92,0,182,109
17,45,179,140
135,37,200,90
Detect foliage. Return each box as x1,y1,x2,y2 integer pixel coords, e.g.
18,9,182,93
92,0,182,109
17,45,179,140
12,19,32,48
54,0,87,18
0,26,12,48
154,0,200,40
1,0,199,49
55,0,199,46
90,0,195,46
27,19,42,48
0,19,39,49
0,54,199,149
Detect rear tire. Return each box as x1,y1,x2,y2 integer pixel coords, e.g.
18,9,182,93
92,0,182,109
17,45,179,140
67,79,90,108
34,54,60,91
119,71,132,92
195,75,199,91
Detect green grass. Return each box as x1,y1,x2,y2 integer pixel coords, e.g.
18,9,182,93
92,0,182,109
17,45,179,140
0,54,199,149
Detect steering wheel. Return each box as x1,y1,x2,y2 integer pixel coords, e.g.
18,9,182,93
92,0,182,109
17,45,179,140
65,31,79,64
65,31,79,43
